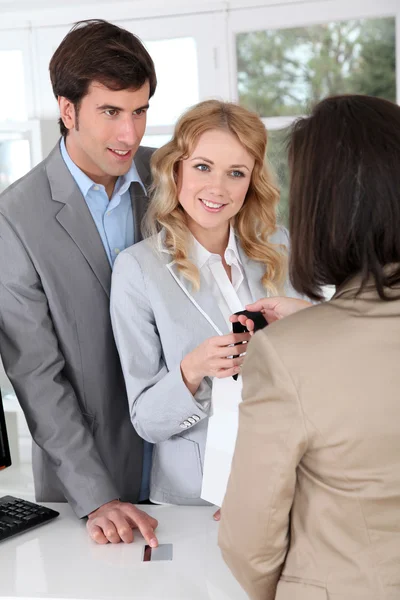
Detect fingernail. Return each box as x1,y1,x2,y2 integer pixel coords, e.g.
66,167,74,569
149,538,157,548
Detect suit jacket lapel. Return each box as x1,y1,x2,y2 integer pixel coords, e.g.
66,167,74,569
237,242,268,302
130,183,148,244
46,143,111,297
163,236,267,335
166,261,229,335
130,147,152,243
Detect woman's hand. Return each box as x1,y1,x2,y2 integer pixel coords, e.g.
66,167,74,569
230,297,312,334
180,331,251,394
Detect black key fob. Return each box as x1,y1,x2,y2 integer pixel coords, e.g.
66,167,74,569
232,310,268,380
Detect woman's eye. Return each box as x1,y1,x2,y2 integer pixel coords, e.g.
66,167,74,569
231,170,245,178
195,164,210,172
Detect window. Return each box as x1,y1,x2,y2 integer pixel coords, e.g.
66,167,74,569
125,12,226,149
144,37,199,128
237,17,396,117
0,133,31,193
0,50,28,121
141,133,172,149
232,11,397,224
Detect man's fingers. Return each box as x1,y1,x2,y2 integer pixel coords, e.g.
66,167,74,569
126,512,159,534
136,518,159,548
86,503,159,546
213,509,221,521
147,515,159,530
91,517,122,544
110,513,135,544
125,507,159,532
87,519,110,545
125,507,159,547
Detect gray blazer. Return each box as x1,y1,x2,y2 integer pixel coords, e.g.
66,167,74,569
0,142,153,518
110,228,302,505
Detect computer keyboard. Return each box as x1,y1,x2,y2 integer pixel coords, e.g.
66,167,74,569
0,495,59,542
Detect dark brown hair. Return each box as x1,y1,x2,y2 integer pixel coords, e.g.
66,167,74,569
288,94,400,301
49,19,157,136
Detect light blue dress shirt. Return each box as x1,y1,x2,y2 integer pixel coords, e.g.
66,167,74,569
60,137,153,501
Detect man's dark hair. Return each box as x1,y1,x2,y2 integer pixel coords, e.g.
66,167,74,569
288,94,400,301
49,19,157,137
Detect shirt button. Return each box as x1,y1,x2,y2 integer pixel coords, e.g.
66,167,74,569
114,248,120,255
93,185,99,191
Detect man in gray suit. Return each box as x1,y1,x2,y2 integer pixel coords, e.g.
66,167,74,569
0,19,158,546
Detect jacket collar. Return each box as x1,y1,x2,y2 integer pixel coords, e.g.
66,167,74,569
159,230,267,335
46,142,111,297
45,142,151,297
333,265,400,301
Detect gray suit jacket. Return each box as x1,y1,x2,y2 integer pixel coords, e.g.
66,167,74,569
0,141,153,517
110,228,302,505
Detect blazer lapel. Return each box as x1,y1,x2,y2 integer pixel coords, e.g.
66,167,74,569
163,235,267,335
46,144,111,297
130,183,148,244
166,260,229,335
130,147,153,243
237,243,268,303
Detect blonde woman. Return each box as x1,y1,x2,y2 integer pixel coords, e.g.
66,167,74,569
110,100,302,505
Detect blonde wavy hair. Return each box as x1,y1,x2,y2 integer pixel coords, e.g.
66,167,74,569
144,99,287,294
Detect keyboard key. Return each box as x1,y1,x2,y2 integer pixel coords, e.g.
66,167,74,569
0,495,59,543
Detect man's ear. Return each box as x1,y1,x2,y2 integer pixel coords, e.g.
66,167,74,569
58,96,76,132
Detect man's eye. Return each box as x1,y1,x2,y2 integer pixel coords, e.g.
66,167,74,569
134,108,147,116
105,109,118,117
195,164,210,172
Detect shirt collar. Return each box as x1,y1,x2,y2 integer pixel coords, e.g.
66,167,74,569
191,226,243,269
60,137,146,199
224,226,242,266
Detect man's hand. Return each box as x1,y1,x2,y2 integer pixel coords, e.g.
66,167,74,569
230,297,312,333
87,499,159,546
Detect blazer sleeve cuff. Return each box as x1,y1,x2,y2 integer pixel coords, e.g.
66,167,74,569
132,364,210,443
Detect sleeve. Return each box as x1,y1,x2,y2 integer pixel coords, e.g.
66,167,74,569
110,251,209,444
218,328,308,600
0,214,118,518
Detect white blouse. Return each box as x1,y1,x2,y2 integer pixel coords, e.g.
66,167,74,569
190,227,253,327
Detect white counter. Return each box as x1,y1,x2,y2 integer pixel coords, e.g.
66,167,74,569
0,503,247,600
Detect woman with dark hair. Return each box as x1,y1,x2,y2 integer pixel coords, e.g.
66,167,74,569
219,95,400,600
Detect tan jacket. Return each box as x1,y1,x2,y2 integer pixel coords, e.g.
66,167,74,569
219,275,400,600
